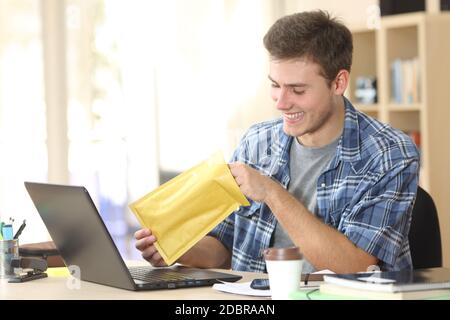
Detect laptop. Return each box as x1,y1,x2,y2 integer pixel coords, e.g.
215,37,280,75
24,182,242,291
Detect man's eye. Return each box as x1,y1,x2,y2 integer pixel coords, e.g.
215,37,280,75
293,89,305,95
270,83,279,88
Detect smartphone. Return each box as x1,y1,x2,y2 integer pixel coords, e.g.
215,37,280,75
250,278,270,290
250,274,327,290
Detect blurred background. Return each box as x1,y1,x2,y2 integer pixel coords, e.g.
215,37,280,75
1,0,449,265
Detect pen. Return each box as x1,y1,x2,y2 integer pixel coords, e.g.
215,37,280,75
13,219,26,240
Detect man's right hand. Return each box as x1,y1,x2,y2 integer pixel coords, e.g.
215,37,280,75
134,228,168,267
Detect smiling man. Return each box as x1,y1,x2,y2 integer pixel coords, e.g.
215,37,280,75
135,10,420,274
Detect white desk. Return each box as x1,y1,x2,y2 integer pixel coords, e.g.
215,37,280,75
0,262,268,300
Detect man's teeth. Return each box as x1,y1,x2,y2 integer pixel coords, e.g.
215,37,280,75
285,112,304,120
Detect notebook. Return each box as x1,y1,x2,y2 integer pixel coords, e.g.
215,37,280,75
323,268,450,293
24,182,242,291
319,283,450,300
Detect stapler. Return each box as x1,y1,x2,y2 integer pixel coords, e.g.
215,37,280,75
8,257,48,283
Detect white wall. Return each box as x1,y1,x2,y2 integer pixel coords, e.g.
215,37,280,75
283,0,379,28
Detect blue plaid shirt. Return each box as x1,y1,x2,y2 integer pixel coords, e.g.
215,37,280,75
209,98,420,273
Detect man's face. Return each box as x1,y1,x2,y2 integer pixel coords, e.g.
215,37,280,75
269,58,339,144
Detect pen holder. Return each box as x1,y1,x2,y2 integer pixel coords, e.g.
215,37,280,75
0,239,19,279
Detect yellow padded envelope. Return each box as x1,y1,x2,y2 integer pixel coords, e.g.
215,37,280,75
129,152,250,266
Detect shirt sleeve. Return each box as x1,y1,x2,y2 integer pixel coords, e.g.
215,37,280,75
342,157,420,269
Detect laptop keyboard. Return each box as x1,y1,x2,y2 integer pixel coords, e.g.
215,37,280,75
129,266,195,283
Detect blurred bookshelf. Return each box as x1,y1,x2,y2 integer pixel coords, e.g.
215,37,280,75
348,12,450,267
347,28,379,119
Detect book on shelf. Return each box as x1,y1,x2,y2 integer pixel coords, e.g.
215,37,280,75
323,268,450,293
406,131,421,149
354,76,377,104
390,57,420,104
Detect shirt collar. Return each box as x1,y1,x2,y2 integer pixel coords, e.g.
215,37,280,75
338,97,362,163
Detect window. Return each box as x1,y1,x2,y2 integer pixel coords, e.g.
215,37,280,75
0,0,48,244
0,0,275,260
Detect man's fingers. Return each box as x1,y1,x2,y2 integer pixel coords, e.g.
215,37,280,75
149,252,164,266
228,161,244,169
228,162,238,168
229,162,244,178
140,244,167,267
141,245,158,260
228,163,237,175
135,235,156,251
154,258,167,267
133,229,167,268
134,228,151,240
135,238,146,251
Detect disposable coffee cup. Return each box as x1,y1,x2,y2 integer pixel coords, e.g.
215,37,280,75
263,246,303,300
0,239,19,279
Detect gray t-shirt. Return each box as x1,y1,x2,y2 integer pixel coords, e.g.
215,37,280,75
271,136,340,274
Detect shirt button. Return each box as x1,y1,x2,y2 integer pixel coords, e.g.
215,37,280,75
321,183,326,187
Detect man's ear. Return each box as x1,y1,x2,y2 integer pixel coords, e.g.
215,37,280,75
333,69,350,95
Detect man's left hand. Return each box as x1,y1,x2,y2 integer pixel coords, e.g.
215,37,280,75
228,162,275,202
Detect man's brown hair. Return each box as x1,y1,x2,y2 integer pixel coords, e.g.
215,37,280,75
263,10,353,85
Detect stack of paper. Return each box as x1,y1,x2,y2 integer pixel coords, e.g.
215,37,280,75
320,268,450,300
213,281,271,297
213,270,334,298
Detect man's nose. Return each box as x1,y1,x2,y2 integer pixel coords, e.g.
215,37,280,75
275,88,292,111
